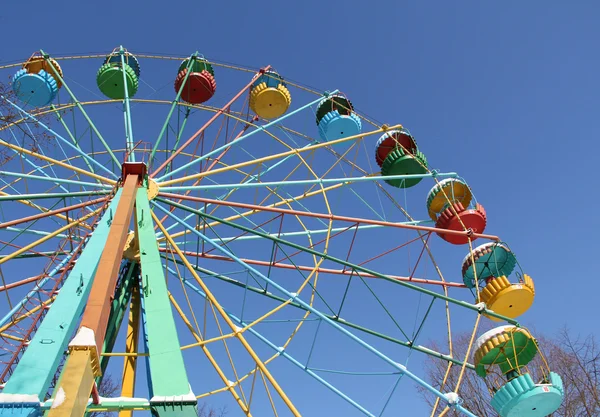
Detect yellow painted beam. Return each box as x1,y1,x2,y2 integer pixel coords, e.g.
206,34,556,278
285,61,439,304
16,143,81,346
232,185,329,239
161,182,344,242
0,297,54,333
168,292,252,415
0,333,22,342
155,213,300,416
158,125,398,187
0,138,116,185
47,350,95,417
119,285,140,417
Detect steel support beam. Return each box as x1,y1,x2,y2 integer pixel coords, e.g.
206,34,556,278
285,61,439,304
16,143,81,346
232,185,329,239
135,188,197,417
119,281,141,417
0,192,123,417
47,175,138,417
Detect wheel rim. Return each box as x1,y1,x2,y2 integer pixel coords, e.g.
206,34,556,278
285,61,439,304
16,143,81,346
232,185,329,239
0,50,553,417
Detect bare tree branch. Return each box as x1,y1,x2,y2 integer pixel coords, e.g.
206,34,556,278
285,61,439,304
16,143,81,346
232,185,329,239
0,79,57,167
419,328,600,417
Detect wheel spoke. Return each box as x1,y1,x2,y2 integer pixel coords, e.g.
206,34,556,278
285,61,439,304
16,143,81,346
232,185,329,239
40,50,121,167
0,52,548,417
155,210,302,416
0,95,118,179
154,203,478,416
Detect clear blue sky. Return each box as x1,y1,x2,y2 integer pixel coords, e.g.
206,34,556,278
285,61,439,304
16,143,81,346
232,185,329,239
0,1,598,416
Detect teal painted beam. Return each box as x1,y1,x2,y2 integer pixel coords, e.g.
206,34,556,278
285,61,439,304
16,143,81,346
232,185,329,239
154,139,323,239
50,104,99,178
156,90,339,182
156,197,518,324
162,259,474,369
153,203,478,417
135,189,197,417
164,108,192,175
160,172,458,192
0,191,123,414
39,49,120,168
119,46,136,163
0,94,118,179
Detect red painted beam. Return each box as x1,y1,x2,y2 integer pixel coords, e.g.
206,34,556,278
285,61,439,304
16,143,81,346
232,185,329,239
121,162,147,185
150,67,270,178
0,269,69,292
157,193,500,241
155,115,259,228
0,197,110,229
160,249,466,288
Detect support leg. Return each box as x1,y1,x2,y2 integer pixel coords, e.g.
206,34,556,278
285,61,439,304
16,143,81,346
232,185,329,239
0,194,123,417
136,187,197,417
47,175,138,417
119,282,141,417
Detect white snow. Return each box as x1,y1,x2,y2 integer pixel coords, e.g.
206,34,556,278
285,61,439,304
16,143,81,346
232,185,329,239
394,362,407,372
474,302,486,311
99,396,149,404
150,385,196,403
444,392,459,404
68,326,97,348
416,345,434,353
51,388,66,409
0,393,40,403
474,325,515,353
150,394,196,403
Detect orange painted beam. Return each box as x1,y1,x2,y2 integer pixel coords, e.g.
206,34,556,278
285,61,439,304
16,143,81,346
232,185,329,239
159,249,467,288
0,196,110,229
80,175,138,352
149,68,269,178
157,192,501,241
0,273,44,292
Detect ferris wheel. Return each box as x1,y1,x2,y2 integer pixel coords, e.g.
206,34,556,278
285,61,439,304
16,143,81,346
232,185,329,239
0,47,564,417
